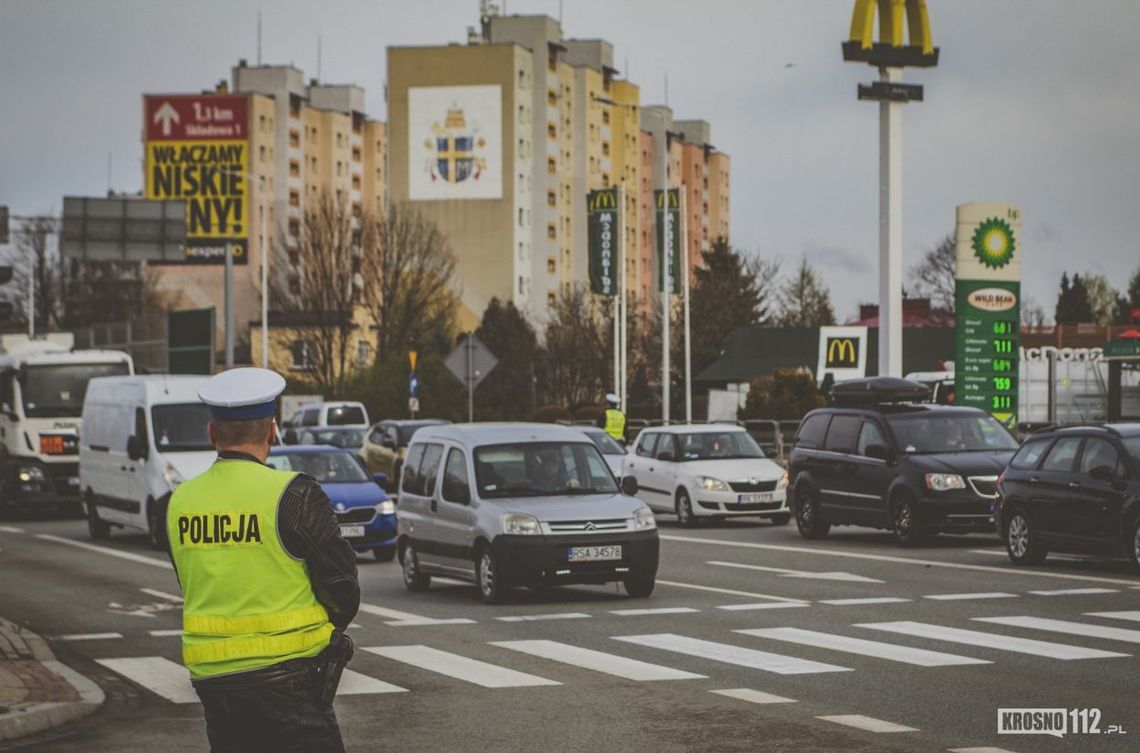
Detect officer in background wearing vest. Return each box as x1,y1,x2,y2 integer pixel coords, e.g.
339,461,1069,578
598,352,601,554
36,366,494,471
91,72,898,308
598,393,627,444
167,368,360,753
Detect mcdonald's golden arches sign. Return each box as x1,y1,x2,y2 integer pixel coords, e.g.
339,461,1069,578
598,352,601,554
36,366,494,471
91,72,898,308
817,326,869,383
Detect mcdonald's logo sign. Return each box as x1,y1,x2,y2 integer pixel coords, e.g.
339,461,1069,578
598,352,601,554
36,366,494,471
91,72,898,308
826,338,860,368
843,0,939,68
588,188,618,213
655,189,680,210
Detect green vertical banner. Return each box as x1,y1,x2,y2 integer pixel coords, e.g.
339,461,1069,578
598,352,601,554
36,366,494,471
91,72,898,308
954,203,1022,428
655,189,681,294
587,187,620,296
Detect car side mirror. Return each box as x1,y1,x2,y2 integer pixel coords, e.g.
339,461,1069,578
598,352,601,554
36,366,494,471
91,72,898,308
864,443,888,461
657,451,675,462
372,472,389,487
1088,465,1115,482
126,436,144,461
620,476,639,496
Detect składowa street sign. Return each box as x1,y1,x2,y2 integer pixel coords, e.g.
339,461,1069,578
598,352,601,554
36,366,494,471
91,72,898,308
144,94,250,264
655,189,681,295
587,187,619,296
955,202,1022,427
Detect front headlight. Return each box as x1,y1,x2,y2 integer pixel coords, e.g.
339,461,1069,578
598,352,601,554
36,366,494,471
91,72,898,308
634,506,657,530
18,466,47,483
164,463,185,490
501,512,541,535
777,471,788,490
925,473,966,492
698,476,730,492
376,500,396,516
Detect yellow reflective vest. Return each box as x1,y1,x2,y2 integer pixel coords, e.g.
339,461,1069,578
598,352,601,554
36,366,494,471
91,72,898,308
604,409,627,442
167,459,333,680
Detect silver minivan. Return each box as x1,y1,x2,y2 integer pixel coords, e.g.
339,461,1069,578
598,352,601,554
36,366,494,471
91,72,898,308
397,423,659,603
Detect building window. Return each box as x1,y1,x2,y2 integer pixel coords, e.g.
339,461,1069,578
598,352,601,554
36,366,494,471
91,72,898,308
519,208,525,226
356,340,371,367
352,174,361,190
547,123,557,140
547,258,556,274
336,161,343,176
547,89,557,106
547,157,556,174
291,341,316,371
602,141,610,156
602,110,610,125
289,129,301,148
546,223,556,239
289,190,300,207
547,190,556,207
352,202,362,218
547,52,557,71
289,160,300,177
352,146,362,162
288,219,300,238
602,173,610,186
547,291,556,307
310,156,318,171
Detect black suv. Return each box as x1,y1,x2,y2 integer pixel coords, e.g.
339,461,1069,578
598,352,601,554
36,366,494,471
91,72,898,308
788,379,1020,545
995,424,1140,569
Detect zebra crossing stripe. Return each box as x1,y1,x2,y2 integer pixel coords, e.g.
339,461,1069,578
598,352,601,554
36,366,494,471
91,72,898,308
737,627,990,667
611,634,850,675
924,593,1017,601
357,602,476,626
818,714,917,733
1027,588,1118,596
96,657,197,704
856,621,1127,660
496,613,591,623
336,669,407,694
819,597,911,606
363,645,560,687
711,688,796,705
491,640,704,681
1086,611,1140,623
948,748,1021,753
974,616,1140,644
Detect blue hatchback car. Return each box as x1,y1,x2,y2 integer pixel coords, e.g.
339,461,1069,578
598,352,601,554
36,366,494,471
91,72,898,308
268,445,398,562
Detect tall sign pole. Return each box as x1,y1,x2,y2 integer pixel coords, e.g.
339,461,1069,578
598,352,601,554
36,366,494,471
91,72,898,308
619,183,628,412
586,187,620,398
659,140,672,423
681,190,692,423
843,0,939,377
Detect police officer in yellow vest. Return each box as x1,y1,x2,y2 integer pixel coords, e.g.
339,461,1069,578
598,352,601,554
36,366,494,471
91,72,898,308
598,393,627,444
167,368,360,753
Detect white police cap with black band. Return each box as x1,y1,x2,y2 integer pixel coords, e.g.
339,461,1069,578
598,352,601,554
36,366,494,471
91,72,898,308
198,367,286,421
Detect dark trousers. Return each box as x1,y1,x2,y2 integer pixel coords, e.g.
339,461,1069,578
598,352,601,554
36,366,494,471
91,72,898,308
195,669,345,753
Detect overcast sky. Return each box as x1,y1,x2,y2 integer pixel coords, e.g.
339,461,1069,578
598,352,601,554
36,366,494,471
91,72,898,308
2,0,1137,321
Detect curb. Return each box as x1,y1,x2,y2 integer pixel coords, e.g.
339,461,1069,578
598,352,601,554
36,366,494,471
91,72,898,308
0,617,105,743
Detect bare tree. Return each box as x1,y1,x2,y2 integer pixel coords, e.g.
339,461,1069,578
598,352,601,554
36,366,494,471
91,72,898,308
372,203,459,362
1020,296,1048,328
777,256,836,327
909,234,956,313
538,287,609,407
272,192,377,395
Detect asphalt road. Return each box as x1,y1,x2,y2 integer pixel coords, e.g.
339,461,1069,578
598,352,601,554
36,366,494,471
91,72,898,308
1,513,1138,753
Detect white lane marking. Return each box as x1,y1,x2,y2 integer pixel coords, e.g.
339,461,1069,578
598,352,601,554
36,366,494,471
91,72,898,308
363,645,560,687
925,592,1018,601
857,621,1127,660
974,616,1140,644
972,549,1085,562
969,550,1011,557
336,669,408,694
97,657,197,703
148,629,183,637
57,632,124,641
737,627,989,667
708,560,883,583
610,607,700,616
656,579,807,603
140,588,184,603
357,602,475,626
0,525,25,533
818,714,917,733
1028,588,1119,596
1086,611,1140,623
496,613,592,623
820,597,912,606
711,688,796,705
660,534,1140,586
949,748,1021,753
612,634,850,675
492,639,705,681
717,603,811,612
35,534,173,570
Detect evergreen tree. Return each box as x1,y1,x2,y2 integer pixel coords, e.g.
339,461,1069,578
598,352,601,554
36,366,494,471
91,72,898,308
475,298,538,420
1055,272,1095,324
777,256,837,328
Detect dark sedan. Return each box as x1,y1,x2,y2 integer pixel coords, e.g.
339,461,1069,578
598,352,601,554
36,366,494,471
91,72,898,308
996,423,1140,569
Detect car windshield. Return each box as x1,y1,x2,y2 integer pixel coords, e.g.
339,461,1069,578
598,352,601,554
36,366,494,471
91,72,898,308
586,431,625,455
474,441,618,498
398,422,443,445
886,413,1019,453
301,428,365,449
268,450,370,483
22,362,130,417
327,406,365,425
1122,436,1140,461
676,431,765,461
152,403,213,452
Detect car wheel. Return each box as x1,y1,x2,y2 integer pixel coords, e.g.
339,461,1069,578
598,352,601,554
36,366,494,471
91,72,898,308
146,499,168,551
477,546,507,604
624,578,655,598
401,541,431,592
373,545,396,563
769,513,791,526
1005,509,1047,565
794,485,830,539
892,492,927,547
86,496,110,541
675,490,698,528
1130,518,1140,572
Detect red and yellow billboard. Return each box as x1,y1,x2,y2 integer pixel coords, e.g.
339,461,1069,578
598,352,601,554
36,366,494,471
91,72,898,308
144,94,249,264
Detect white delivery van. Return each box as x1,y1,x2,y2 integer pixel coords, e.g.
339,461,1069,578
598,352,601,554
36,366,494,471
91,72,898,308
80,375,213,547
283,401,370,430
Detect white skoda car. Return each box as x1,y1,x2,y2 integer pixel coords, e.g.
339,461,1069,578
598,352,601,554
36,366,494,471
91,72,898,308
624,424,789,526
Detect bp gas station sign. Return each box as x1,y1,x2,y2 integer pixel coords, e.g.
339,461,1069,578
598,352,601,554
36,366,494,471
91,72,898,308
955,203,1021,427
